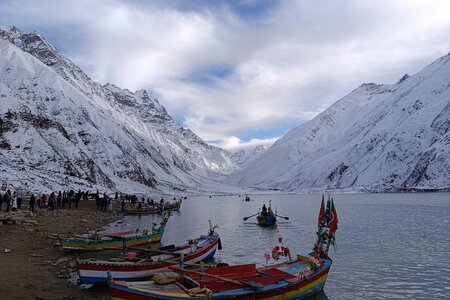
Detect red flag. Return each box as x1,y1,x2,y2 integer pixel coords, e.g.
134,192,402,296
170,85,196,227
329,198,338,235
318,194,325,226
325,196,331,226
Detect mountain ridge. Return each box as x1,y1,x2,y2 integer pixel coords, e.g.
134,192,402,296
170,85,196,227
0,26,238,195
226,52,450,192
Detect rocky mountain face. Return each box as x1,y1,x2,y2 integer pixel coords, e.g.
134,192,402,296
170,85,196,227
227,53,450,192
231,145,267,166
0,26,237,194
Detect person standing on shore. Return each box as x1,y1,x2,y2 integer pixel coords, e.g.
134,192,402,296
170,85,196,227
16,186,23,209
29,194,36,213
57,191,62,209
11,190,17,211
41,194,47,208
5,190,11,212
102,193,108,211
95,191,100,209
75,190,81,209
108,197,113,212
48,192,55,210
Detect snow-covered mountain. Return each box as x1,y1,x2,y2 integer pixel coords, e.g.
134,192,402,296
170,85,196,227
231,145,267,166
0,26,238,194
227,53,450,192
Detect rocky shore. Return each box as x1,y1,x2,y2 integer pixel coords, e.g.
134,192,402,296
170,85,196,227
0,200,123,299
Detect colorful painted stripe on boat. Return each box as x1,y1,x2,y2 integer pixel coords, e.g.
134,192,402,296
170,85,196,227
78,238,218,283
109,259,331,300
60,228,164,251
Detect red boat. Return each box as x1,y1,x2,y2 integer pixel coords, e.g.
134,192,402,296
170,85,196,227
109,255,331,299
77,230,220,284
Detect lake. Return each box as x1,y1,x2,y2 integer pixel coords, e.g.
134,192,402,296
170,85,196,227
108,193,450,299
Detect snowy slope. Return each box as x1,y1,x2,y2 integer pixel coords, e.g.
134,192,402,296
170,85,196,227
0,26,238,194
231,145,267,166
227,54,450,192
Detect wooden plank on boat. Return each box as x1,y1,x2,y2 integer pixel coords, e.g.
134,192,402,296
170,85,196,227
108,246,181,256
170,266,263,289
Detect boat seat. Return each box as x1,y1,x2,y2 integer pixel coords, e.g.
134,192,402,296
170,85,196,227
205,264,257,276
159,244,176,251
259,268,296,279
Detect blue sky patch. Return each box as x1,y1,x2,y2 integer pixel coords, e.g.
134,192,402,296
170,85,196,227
183,64,234,85
239,120,302,141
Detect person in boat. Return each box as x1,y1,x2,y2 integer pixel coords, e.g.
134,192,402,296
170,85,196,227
262,204,268,215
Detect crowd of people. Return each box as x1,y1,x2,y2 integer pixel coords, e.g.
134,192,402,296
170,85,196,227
0,188,109,213
0,187,185,214
0,187,26,212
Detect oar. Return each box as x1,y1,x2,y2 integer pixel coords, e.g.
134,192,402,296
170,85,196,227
164,259,215,268
243,212,259,221
275,214,289,220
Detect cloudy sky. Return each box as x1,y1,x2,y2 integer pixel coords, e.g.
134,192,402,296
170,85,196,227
2,0,450,150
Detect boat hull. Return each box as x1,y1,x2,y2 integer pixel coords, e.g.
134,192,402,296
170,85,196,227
161,200,182,212
110,258,331,300
124,208,160,215
257,215,277,227
60,228,164,251
78,234,219,283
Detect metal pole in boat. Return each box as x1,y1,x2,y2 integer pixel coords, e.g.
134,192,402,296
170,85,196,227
179,252,185,278
180,252,184,270
122,237,125,259
200,261,205,288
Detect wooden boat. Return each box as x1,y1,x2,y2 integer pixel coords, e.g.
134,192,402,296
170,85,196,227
108,254,332,299
161,199,182,212
59,217,169,251
77,231,221,284
257,202,277,227
124,206,160,215
256,213,277,227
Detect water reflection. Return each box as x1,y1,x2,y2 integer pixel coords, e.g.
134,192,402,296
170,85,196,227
309,291,329,300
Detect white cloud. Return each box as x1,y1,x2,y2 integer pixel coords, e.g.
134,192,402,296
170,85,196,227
212,136,278,151
2,0,450,149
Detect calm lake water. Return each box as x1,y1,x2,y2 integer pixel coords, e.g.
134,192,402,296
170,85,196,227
107,193,450,299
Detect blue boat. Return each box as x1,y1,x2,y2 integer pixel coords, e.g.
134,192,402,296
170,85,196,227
257,202,277,227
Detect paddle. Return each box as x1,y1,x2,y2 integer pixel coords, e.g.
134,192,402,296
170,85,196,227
164,258,215,268
275,214,289,220
243,212,259,221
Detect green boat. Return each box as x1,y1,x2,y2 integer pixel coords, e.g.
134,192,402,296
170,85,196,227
59,216,169,251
